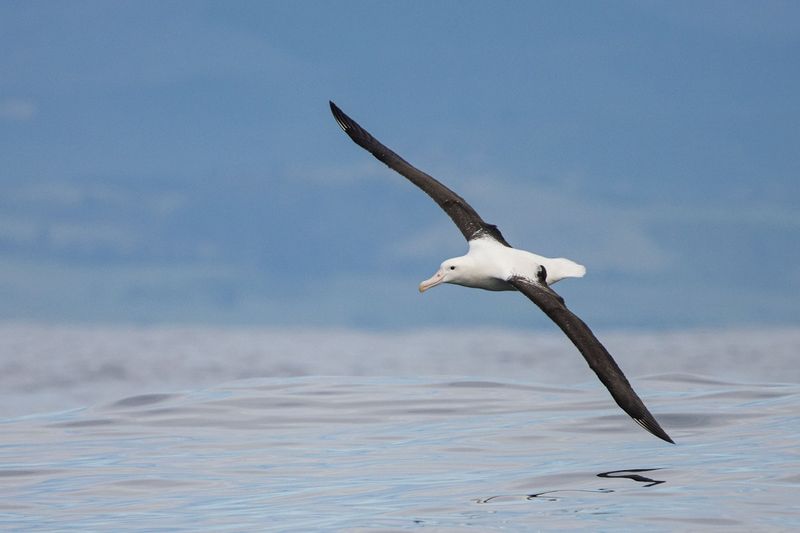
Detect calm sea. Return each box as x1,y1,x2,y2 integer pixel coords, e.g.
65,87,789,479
1,324,798,530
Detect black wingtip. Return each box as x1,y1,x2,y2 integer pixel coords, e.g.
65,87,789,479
329,100,352,134
635,416,675,445
328,100,344,121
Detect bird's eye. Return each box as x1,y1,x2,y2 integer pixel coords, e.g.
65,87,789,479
449,266,456,270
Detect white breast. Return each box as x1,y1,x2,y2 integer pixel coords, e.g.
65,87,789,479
466,238,586,286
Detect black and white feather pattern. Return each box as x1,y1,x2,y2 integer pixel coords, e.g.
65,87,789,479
330,101,674,444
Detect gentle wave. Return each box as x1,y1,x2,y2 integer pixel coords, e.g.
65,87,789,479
3,323,800,417
1,374,798,530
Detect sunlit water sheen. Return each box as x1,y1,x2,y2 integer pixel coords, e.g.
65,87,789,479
2,374,799,530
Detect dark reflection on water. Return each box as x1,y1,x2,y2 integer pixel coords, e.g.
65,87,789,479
477,488,615,504
0,375,798,530
526,488,615,500
597,468,666,487
476,469,665,504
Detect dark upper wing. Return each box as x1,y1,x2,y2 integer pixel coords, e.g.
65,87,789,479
508,275,674,444
329,101,510,247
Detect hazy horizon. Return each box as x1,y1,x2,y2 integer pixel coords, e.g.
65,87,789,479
2,1,798,330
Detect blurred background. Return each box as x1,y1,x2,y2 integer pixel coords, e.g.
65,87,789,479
2,0,798,331
2,10,798,528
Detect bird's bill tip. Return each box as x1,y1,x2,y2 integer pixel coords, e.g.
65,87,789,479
418,270,445,293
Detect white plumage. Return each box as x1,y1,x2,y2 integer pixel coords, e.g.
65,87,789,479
330,100,674,444
419,237,586,292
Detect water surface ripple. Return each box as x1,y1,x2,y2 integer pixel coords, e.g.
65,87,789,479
1,374,798,530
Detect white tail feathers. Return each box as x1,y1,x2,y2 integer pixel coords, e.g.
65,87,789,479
544,257,586,284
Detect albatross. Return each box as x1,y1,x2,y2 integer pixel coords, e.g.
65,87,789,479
329,101,674,444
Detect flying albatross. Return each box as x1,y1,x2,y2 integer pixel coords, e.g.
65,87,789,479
329,101,674,444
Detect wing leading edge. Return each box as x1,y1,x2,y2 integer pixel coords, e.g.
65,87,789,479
508,276,674,444
330,101,510,246
329,101,672,444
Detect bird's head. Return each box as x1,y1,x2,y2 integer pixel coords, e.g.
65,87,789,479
418,257,470,293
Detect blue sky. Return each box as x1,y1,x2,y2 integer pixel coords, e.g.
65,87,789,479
1,1,798,329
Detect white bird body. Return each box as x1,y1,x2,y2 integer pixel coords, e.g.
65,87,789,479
420,237,586,292
330,101,675,444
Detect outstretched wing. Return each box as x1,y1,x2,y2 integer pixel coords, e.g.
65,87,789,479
508,275,674,444
330,101,510,246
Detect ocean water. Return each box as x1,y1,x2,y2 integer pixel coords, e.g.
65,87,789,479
1,324,799,530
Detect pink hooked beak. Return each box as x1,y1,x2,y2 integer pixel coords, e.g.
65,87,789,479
418,268,446,293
